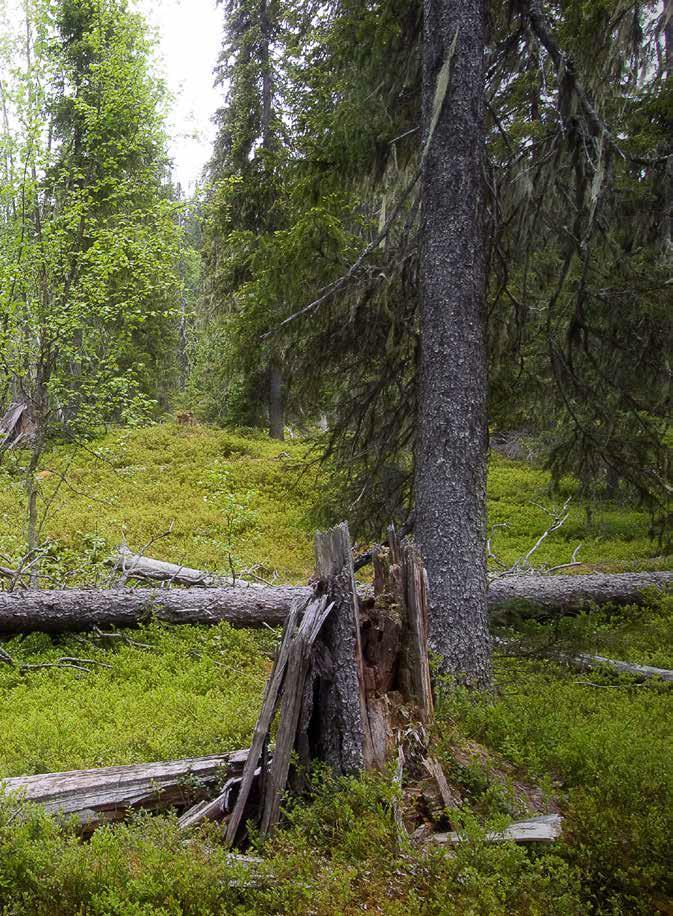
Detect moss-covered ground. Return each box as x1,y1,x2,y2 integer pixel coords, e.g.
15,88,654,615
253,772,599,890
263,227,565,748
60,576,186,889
0,423,671,914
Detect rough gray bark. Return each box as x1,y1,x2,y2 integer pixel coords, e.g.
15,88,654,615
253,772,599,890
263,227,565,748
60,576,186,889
1,750,248,830
415,0,492,687
1,572,672,636
488,571,673,621
0,585,310,635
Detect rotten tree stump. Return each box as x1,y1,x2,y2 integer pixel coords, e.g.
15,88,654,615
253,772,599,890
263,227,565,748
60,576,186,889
198,522,435,846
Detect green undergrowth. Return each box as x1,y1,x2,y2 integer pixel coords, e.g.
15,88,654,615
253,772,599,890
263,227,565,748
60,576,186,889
0,424,672,913
0,623,275,777
486,453,673,572
0,423,323,586
506,591,673,669
0,423,669,588
438,653,673,913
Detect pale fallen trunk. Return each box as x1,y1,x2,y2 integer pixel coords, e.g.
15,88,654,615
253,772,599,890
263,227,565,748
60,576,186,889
1,572,673,636
112,547,263,589
432,813,563,846
571,653,673,682
1,750,248,830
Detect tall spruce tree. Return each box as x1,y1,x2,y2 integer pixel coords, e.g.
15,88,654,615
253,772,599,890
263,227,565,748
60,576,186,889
200,0,287,437
415,0,492,686
193,0,673,678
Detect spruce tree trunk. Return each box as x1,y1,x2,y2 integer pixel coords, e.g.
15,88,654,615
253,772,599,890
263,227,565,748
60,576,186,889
414,0,492,688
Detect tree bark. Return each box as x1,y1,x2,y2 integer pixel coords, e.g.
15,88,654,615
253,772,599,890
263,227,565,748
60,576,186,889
415,0,492,687
0,585,310,635
0,572,672,636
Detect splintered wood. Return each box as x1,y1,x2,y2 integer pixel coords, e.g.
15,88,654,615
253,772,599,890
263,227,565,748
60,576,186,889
200,522,436,847
1,751,249,831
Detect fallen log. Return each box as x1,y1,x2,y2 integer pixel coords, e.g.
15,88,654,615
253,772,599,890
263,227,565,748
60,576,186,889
112,547,263,589
571,653,673,682
0,585,311,635
1,750,248,830
431,813,563,846
1,572,672,636
488,571,673,620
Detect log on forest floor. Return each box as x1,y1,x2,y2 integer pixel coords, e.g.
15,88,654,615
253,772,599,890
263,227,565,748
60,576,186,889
1,571,673,636
112,547,264,589
569,653,673,682
431,813,563,846
1,750,249,830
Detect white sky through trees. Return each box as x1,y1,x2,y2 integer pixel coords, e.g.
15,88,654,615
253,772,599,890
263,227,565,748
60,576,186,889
2,0,223,191
137,0,222,191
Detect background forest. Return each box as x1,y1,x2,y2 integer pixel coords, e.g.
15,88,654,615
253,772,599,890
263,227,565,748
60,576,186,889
0,0,672,913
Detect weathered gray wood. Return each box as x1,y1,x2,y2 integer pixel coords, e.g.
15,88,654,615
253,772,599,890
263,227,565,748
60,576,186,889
221,601,304,844
0,401,33,450
113,547,263,589
1,751,248,829
423,757,459,811
489,571,673,619
571,653,673,682
401,540,434,722
432,814,563,846
1,572,673,636
313,523,374,774
259,596,334,834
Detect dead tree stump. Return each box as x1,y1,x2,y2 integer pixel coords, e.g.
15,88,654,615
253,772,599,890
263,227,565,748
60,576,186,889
184,522,434,844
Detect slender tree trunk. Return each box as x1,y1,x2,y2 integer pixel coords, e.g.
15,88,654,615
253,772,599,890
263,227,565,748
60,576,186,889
665,0,673,76
269,363,284,441
258,0,285,442
662,0,673,260
414,0,492,688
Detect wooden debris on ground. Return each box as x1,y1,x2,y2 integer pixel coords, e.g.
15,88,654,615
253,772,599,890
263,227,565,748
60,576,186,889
4,571,673,635
0,401,35,451
179,522,437,847
1,751,249,831
571,653,673,682
431,813,563,846
112,547,264,590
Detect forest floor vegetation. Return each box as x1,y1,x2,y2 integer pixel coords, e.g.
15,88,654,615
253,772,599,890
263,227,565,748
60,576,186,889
0,422,671,914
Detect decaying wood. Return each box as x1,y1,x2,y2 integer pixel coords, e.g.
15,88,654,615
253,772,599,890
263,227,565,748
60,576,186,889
112,547,263,589
259,595,335,834
3,572,672,636
498,638,673,682
400,537,434,721
221,601,304,843
313,523,373,773
0,401,35,450
423,757,460,811
570,653,673,682
1,750,249,830
432,813,563,846
488,571,673,621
